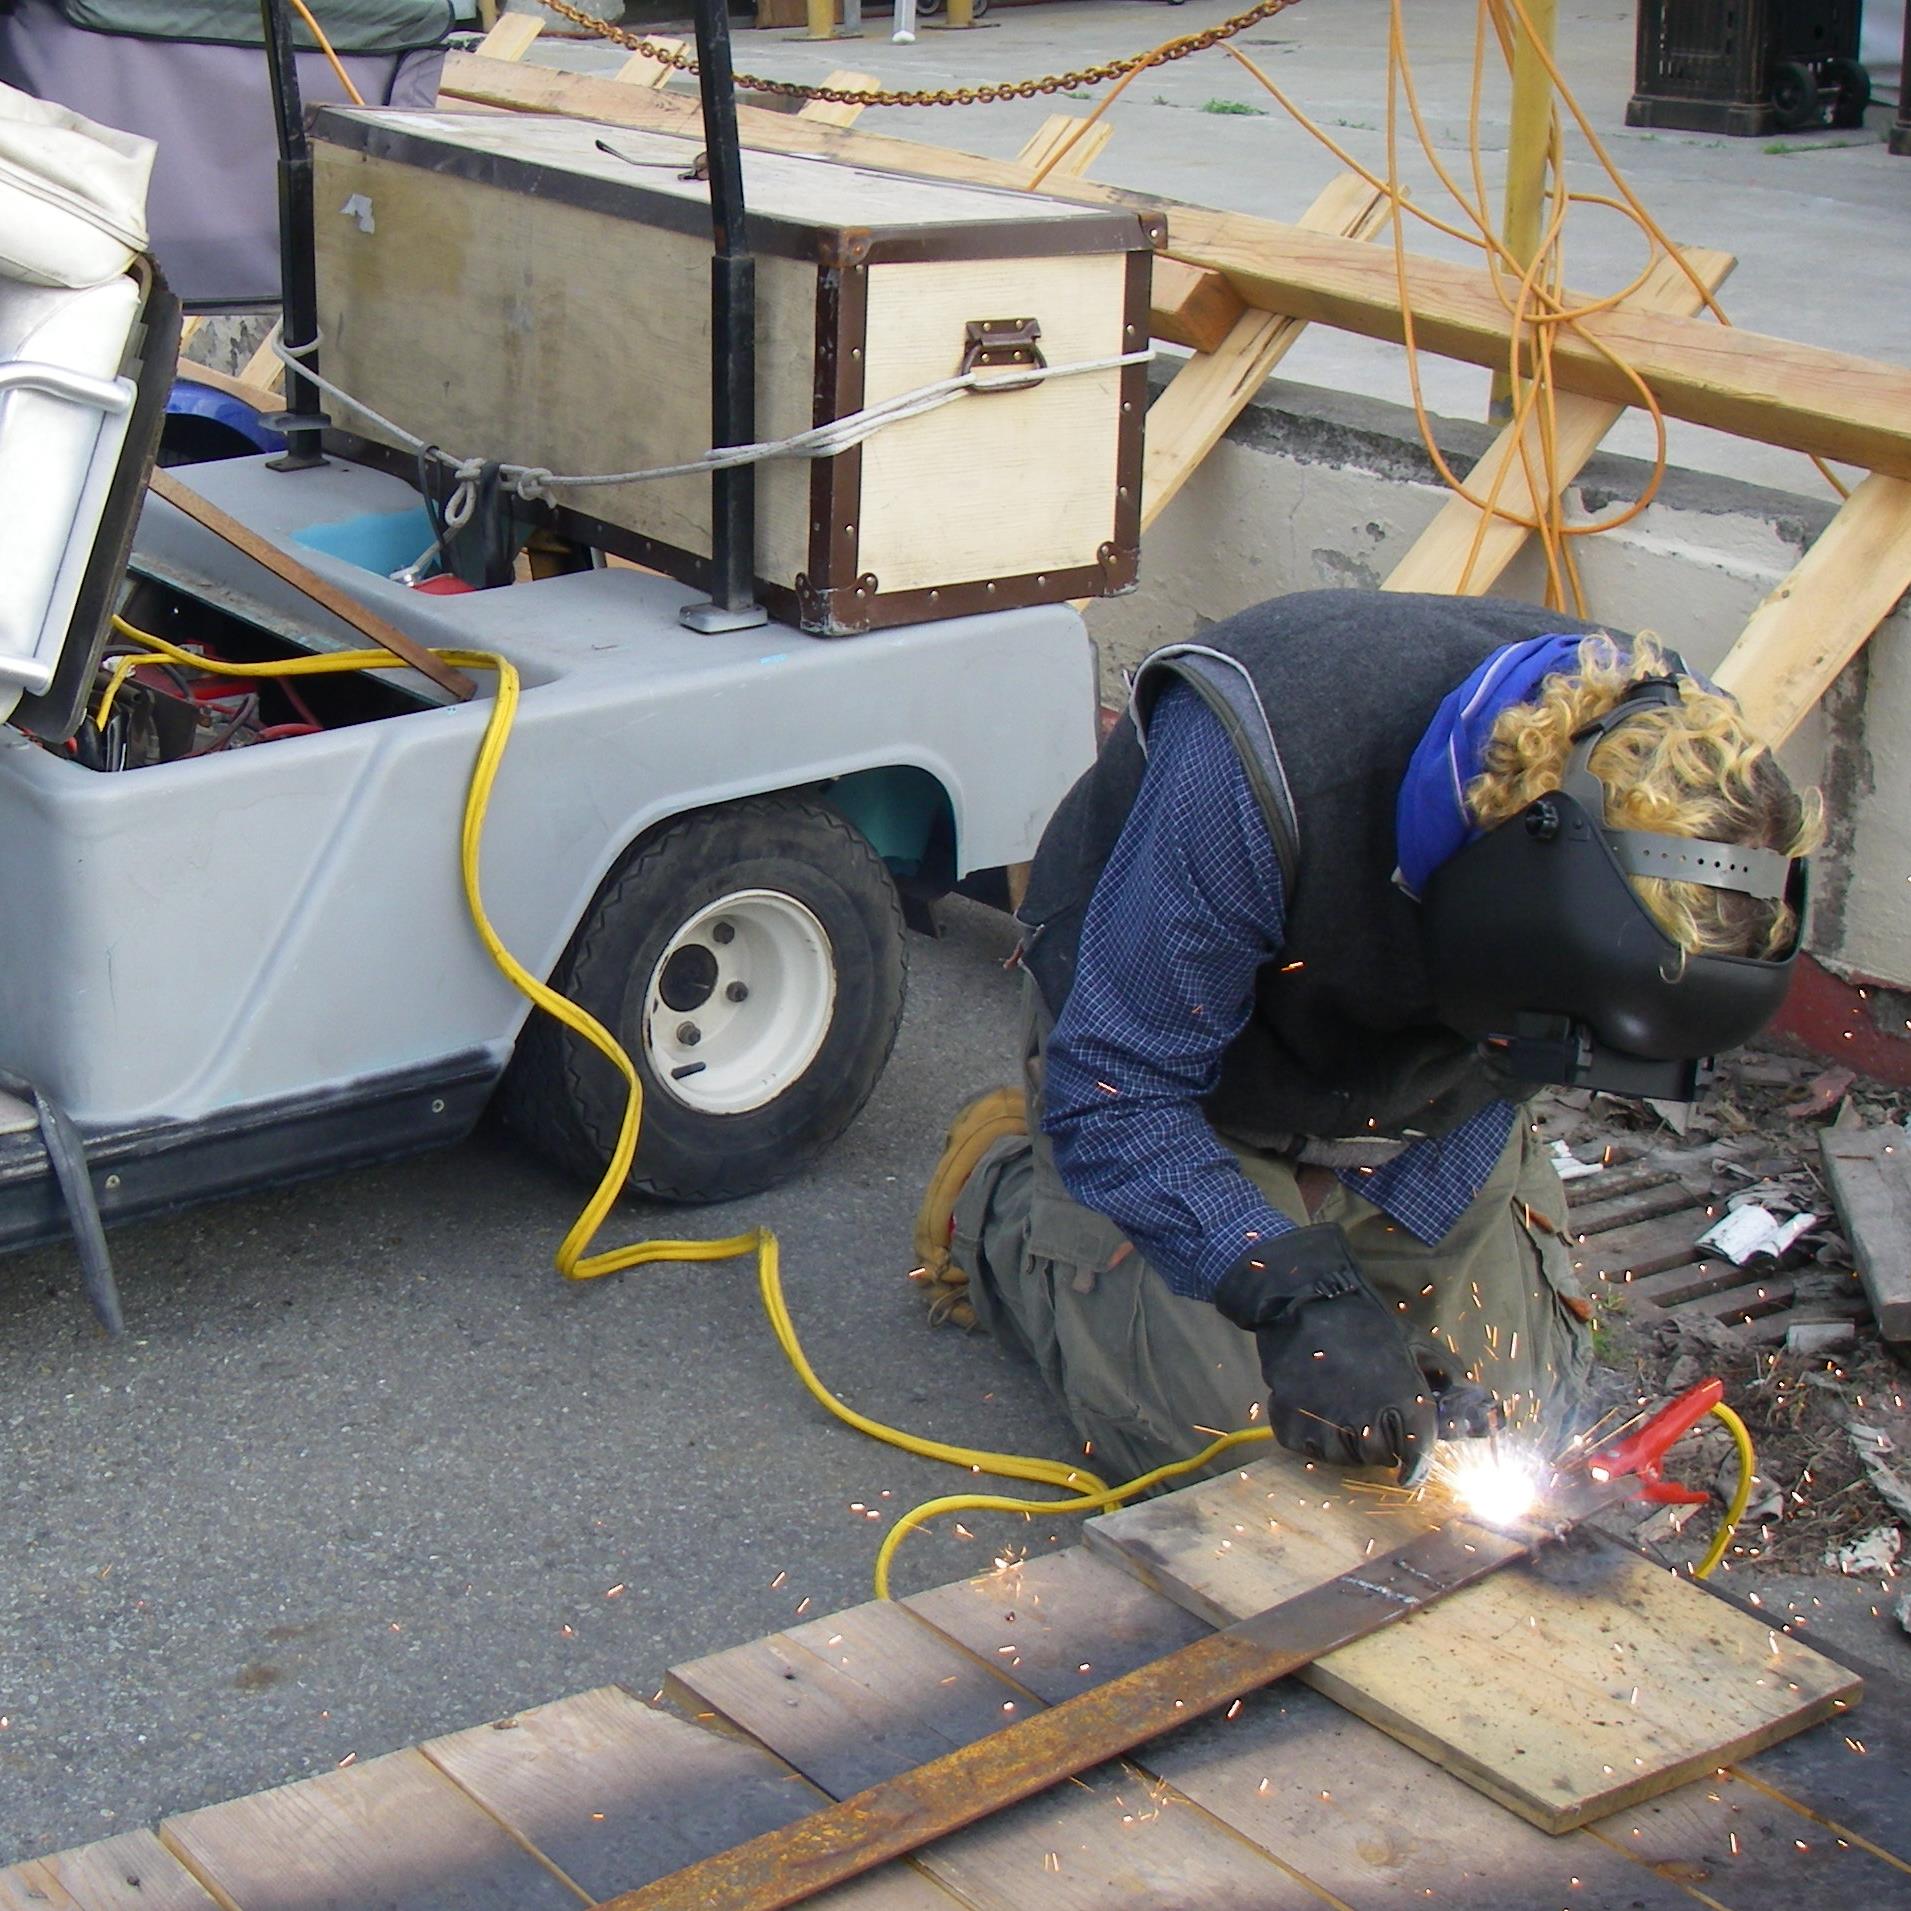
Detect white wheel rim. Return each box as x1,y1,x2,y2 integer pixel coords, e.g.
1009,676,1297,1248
642,889,837,1115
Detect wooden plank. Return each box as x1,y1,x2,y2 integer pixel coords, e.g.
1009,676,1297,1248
1610,1258,1748,1308
797,70,878,128
1585,1766,1911,1909
0,1830,222,1911
669,1602,1325,1908
170,357,282,415
1085,1457,1860,1832
1818,1123,1911,1341
158,1744,583,1910
147,469,477,702
1714,475,1911,745
1574,1209,1713,1285
1169,214,1911,480
1674,1273,1799,1324
1383,246,1736,596
1141,175,1388,538
237,317,285,397
614,35,686,90
475,11,542,61
906,1550,1698,1910
1015,114,1115,183
1147,253,1246,353
1568,1176,1698,1237
423,1686,953,1906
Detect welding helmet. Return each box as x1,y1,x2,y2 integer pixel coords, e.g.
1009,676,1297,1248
1421,679,1808,1101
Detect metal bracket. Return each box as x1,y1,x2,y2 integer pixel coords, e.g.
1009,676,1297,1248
961,317,1045,387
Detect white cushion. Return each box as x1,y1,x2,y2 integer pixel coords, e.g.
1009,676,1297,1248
0,273,138,721
0,78,152,289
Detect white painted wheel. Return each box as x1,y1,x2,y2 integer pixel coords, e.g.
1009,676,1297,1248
642,889,838,1116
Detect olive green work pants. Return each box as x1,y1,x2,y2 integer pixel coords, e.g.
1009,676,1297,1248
949,982,1594,1485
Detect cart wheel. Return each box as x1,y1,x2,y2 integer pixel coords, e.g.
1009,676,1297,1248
499,794,907,1203
1770,61,1820,131
1821,57,1870,129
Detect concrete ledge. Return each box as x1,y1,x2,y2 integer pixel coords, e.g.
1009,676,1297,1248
1092,370,1910,999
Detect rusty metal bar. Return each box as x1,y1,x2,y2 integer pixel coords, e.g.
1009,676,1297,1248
594,1478,1623,1910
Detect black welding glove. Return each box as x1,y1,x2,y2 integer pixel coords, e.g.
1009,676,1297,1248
1213,1223,1442,1482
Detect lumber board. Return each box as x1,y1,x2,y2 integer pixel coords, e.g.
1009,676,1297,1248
1015,113,1115,184
436,57,1911,480
797,69,878,128
421,1686,952,1906
170,357,282,416
1714,475,1911,744
615,35,685,90
237,317,285,398
0,1830,222,1911
1142,175,1387,538
1815,1123,1911,1340
1085,1457,1860,1832
668,1601,1323,1907
1574,1209,1713,1285
905,1550,1700,1908
474,11,541,62
1174,216,1911,480
1585,1764,1911,1909
1147,253,1245,354
1382,246,1736,597
1568,1175,1699,1237
158,1744,582,1910
146,470,476,702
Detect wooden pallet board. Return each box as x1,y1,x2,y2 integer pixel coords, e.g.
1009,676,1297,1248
1820,1122,1911,1341
0,1830,222,1911
1084,1456,1860,1832
668,1599,1327,1907
420,1685,953,1907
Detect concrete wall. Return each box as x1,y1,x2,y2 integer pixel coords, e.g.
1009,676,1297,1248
1088,373,1911,991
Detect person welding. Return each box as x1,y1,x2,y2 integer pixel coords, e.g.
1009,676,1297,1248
913,590,1818,1487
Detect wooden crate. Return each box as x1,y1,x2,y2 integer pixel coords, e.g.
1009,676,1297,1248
310,108,1155,634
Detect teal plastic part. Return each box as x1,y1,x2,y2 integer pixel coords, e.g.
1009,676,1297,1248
295,506,436,578
823,766,951,878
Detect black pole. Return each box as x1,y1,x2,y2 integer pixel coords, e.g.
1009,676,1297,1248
260,0,327,468
683,0,765,629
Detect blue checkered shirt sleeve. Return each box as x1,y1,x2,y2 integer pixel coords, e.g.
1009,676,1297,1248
1041,684,1516,1302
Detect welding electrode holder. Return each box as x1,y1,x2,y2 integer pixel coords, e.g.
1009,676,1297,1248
1588,1376,1723,1507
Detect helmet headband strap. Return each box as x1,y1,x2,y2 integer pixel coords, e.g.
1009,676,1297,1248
1559,678,1790,904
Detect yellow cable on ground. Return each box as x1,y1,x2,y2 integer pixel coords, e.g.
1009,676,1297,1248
1695,1400,1754,1580
106,616,1263,1595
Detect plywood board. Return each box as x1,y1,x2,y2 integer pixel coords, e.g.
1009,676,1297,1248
0,1830,222,1911
422,1686,953,1906
669,1600,1323,1907
1382,246,1736,597
159,1744,583,1910
1085,1457,1860,1831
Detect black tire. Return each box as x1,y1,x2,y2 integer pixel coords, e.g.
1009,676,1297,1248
499,795,906,1202
1822,57,1871,129
1770,60,1820,131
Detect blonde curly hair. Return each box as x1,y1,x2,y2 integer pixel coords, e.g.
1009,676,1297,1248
1466,634,1822,958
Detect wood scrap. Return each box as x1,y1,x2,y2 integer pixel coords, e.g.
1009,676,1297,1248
1713,472,1911,744
474,11,542,62
1015,112,1115,184
616,34,687,90
1084,1455,1859,1832
1141,174,1387,538
1146,253,1246,353
147,470,477,702
797,70,879,128
1819,1122,1911,1340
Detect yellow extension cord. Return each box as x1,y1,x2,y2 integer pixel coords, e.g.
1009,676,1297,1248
100,617,1751,1590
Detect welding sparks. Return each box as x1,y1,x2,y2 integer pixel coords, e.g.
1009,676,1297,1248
1435,1435,1548,1527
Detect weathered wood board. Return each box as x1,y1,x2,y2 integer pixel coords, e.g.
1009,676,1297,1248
0,1830,222,1911
669,1599,1326,1907
1084,1456,1860,1832
422,1685,953,1906
1820,1122,1911,1341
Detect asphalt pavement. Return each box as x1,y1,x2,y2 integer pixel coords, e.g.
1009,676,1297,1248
0,896,1084,1864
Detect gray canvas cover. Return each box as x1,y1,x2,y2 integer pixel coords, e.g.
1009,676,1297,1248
47,0,456,53
0,0,446,302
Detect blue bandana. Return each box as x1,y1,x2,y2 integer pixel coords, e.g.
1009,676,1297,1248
1394,634,1595,899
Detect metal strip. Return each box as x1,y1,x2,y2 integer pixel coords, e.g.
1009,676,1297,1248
595,1480,1625,1911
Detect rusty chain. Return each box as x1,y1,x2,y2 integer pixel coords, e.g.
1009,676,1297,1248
523,0,1306,108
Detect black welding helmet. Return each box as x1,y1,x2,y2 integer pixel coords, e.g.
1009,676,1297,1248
1421,679,1808,1101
